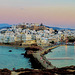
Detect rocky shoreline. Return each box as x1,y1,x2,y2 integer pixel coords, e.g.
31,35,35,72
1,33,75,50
14,66,75,75
0,68,11,75
1,66,75,75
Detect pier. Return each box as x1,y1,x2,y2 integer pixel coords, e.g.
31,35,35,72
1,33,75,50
31,45,59,69
32,53,55,69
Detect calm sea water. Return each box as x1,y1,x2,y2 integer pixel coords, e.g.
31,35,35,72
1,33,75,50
45,45,75,68
0,46,31,70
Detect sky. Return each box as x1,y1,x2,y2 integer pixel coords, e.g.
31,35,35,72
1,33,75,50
0,0,75,28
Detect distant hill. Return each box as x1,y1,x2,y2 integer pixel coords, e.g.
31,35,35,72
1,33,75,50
0,23,75,31
45,25,75,31
0,23,12,29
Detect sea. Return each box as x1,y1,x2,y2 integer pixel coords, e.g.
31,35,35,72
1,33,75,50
45,45,75,68
0,46,31,70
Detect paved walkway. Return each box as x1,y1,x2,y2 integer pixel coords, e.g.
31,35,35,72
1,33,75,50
33,53,55,69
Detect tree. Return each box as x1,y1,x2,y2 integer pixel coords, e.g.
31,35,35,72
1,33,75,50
54,29,58,34
50,41,54,44
40,23,43,26
67,36,75,42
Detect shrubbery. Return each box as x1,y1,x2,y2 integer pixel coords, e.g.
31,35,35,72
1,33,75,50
67,36,75,42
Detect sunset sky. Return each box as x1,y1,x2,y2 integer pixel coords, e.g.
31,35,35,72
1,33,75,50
0,0,75,28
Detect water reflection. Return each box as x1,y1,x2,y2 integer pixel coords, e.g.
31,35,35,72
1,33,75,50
46,46,75,68
74,44,75,54
65,45,67,56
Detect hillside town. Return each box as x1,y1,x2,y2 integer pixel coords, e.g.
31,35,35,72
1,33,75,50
0,23,75,47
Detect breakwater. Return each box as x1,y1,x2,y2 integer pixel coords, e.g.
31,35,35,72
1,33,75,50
41,45,59,55
29,45,60,69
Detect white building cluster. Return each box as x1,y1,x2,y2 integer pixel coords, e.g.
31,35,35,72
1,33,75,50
0,23,75,46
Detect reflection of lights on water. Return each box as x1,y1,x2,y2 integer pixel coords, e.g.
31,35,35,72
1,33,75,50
74,45,75,54
65,45,67,52
65,45,67,56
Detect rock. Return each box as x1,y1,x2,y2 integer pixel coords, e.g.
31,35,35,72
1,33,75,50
9,50,12,52
25,46,43,51
24,50,34,58
0,68,11,75
15,68,26,72
21,53,25,55
19,69,54,75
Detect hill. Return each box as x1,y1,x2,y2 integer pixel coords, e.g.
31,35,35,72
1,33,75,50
0,23,12,29
45,25,75,31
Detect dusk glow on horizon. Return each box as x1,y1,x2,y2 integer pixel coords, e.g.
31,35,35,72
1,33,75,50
0,0,75,28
